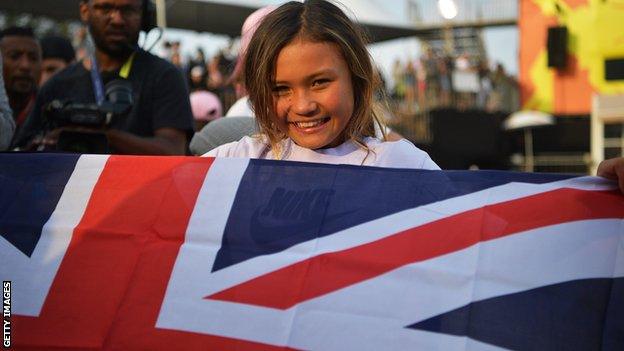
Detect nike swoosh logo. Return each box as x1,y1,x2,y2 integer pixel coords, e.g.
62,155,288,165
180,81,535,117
249,208,360,246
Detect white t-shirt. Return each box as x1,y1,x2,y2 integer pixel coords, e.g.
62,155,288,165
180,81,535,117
225,96,254,117
204,136,440,170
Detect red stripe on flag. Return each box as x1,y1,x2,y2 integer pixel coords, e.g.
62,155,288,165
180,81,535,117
207,188,624,310
14,156,288,350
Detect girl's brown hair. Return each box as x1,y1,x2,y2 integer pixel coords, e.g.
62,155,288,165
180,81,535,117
244,0,386,155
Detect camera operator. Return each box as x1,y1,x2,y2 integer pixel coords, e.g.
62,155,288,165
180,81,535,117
13,0,193,154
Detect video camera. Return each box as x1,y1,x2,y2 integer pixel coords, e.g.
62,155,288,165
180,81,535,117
43,79,134,153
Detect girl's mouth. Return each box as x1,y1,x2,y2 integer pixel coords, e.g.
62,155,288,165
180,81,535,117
291,117,330,130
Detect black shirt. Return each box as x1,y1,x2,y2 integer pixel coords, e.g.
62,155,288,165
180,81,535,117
14,49,193,151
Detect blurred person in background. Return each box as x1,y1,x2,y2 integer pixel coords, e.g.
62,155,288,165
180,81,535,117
210,50,236,111
73,27,89,61
206,55,224,91
423,47,439,106
170,41,181,59
188,47,206,72
186,47,207,90
438,55,453,107
476,59,491,110
190,90,222,131
415,57,427,110
490,63,518,113
170,51,183,69
391,59,405,102
39,35,76,87
14,0,193,154
0,26,41,131
225,6,277,117
0,55,15,150
189,65,207,92
403,61,416,112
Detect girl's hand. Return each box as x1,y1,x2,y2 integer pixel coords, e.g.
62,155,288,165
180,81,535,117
597,157,624,194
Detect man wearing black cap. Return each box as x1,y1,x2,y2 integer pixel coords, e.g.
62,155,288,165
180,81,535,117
39,36,76,87
15,0,193,155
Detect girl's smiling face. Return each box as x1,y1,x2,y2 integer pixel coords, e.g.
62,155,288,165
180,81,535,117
272,38,354,149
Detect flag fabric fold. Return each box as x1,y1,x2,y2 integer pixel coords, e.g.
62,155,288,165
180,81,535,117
0,153,622,350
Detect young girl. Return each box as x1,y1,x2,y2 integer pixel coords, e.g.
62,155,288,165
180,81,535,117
206,0,439,170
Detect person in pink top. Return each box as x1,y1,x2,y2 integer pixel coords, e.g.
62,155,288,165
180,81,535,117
190,90,222,131
224,6,276,118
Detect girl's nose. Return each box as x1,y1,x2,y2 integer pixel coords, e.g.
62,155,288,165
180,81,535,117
292,90,318,116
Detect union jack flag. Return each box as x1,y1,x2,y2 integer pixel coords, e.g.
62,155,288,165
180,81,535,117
1,153,622,350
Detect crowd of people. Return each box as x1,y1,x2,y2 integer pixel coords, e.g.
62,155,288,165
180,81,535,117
390,49,519,113
161,42,237,126
0,3,520,155
2,0,193,155
0,0,622,192
0,1,272,154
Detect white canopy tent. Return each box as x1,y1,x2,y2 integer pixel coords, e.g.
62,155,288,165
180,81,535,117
1,0,424,42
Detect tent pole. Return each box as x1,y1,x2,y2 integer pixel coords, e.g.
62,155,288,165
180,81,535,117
155,0,167,28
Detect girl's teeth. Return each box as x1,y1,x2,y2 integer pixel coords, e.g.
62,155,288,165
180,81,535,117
296,120,323,128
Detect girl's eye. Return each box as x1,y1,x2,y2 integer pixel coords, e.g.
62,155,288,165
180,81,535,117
312,79,330,87
272,86,290,96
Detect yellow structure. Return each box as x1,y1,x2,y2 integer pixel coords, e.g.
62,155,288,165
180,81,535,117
520,0,624,114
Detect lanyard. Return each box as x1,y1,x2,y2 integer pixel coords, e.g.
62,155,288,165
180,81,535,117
89,54,105,105
89,52,136,105
119,53,135,79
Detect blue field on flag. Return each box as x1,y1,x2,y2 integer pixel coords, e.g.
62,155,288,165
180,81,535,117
0,153,80,256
